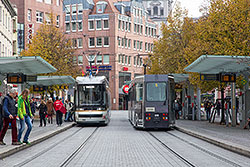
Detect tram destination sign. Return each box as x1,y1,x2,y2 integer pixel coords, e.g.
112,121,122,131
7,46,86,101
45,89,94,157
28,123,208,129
200,74,219,81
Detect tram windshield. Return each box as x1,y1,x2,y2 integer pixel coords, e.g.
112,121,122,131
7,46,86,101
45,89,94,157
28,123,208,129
78,85,105,106
146,82,166,102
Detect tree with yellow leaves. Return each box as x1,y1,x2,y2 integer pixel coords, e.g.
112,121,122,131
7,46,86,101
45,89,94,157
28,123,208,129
21,15,80,78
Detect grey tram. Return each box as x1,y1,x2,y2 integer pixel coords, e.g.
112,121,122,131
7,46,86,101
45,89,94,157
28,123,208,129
74,76,111,125
128,75,175,129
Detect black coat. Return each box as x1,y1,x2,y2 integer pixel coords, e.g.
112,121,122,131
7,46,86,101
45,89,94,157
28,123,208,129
38,104,47,116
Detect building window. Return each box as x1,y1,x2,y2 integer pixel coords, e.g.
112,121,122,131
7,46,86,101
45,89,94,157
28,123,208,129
148,43,151,52
78,55,83,64
137,25,139,33
134,56,136,66
140,42,142,51
45,0,51,4
89,37,95,47
128,56,131,65
153,6,158,15
160,8,164,16
128,39,131,49
36,0,42,2
45,13,51,24
96,55,102,64
96,20,102,30
56,15,60,27
118,37,121,46
145,42,148,52
125,38,127,48
137,41,140,50
88,20,94,30
151,44,154,52
66,23,70,32
133,40,136,50
72,5,77,15
125,55,127,64
27,9,32,22
0,7,2,22
118,54,121,63
103,54,109,64
125,22,128,31
103,19,109,29
104,37,109,47
147,9,151,16
78,4,83,14
66,6,70,15
72,38,77,48
72,22,76,31
140,58,143,66
140,25,143,34
36,11,43,23
122,55,124,64
121,38,124,47
134,23,136,32
96,37,102,47
122,21,124,30
118,20,121,29
78,22,82,31
137,56,139,65
78,38,83,48
128,23,131,32
56,0,60,6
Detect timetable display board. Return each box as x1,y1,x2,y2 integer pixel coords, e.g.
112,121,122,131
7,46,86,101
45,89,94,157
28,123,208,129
7,74,25,84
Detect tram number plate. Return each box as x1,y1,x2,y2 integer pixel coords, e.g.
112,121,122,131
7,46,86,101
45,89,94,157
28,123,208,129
146,107,155,112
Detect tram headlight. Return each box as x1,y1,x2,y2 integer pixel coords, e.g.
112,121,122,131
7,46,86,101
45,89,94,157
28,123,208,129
97,108,105,111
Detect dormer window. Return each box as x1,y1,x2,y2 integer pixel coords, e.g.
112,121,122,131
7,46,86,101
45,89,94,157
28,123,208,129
96,1,108,14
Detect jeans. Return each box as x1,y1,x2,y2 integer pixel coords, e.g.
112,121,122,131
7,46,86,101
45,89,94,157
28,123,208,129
18,116,32,142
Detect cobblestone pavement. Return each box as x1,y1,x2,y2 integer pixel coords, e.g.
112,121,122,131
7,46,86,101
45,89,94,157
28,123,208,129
1,111,250,167
176,119,250,149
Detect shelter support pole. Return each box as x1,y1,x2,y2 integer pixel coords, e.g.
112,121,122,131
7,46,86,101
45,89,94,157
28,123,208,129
190,85,195,120
181,87,185,119
197,87,201,121
231,82,236,127
220,85,225,124
240,73,249,128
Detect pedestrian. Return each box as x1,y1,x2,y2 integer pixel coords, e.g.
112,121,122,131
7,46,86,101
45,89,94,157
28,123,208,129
0,89,21,145
30,99,36,124
53,97,64,126
0,93,3,131
64,100,71,122
215,99,221,116
38,100,47,127
68,101,74,122
174,100,181,120
46,98,54,124
17,89,33,145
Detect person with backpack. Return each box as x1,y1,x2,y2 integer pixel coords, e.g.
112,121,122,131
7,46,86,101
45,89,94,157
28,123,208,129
0,89,21,145
53,97,64,126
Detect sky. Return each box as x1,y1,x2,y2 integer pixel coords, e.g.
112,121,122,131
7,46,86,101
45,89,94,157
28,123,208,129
177,0,205,18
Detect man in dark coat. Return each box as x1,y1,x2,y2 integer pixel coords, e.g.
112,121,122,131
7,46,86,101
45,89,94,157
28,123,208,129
0,89,21,145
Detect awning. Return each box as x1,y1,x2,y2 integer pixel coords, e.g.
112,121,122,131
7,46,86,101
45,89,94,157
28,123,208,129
27,76,75,86
184,55,250,74
0,56,57,75
171,74,189,83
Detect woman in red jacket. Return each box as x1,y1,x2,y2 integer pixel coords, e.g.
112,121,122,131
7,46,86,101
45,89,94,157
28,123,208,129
53,97,64,126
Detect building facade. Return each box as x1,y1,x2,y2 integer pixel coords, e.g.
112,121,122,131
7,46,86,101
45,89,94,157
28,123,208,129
0,0,17,57
64,0,158,110
9,0,64,52
142,0,173,36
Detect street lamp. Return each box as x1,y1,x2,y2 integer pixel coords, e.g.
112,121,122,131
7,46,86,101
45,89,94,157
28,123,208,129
137,54,151,75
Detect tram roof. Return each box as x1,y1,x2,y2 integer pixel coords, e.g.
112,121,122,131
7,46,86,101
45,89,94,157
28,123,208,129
76,76,107,85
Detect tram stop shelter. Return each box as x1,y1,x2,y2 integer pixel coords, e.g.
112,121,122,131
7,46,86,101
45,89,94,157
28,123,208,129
27,76,75,86
184,55,250,128
0,56,57,94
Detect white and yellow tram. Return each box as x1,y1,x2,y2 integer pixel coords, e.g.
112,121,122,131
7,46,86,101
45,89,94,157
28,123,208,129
74,76,111,125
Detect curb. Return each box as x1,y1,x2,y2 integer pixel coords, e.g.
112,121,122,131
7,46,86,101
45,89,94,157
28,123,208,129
0,123,75,159
175,126,250,158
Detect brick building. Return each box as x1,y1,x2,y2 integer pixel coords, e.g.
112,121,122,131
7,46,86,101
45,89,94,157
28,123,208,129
64,0,158,110
9,0,64,53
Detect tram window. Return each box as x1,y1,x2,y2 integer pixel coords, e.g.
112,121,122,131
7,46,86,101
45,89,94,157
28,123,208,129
146,82,166,102
136,83,143,102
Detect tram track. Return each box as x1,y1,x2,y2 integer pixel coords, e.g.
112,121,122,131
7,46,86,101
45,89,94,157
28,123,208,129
59,127,99,167
13,126,83,167
147,131,196,167
165,131,242,167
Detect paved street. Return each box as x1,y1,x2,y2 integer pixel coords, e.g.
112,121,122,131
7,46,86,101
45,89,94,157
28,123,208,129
1,111,250,167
